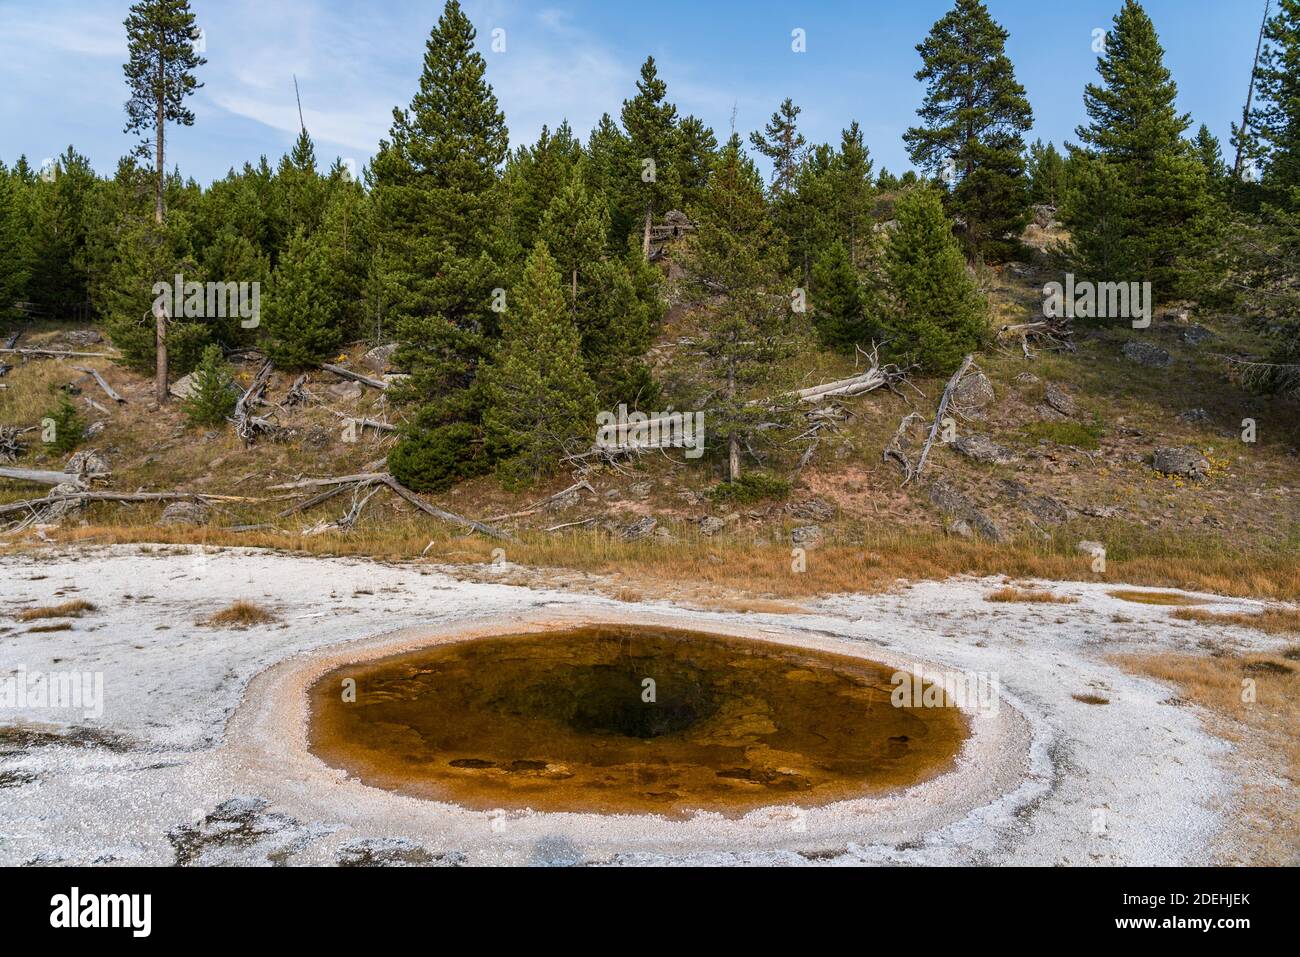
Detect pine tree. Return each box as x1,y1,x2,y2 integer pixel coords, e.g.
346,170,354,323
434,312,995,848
481,242,598,486
123,0,206,403
539,164,608,314
749,98,807,195
675,115,718,212
686,136,801,481
584,112,638,251
811,241,879,350
884,185,988,373
1250,0,1300,197
276,127,327,240
1026,139,1067,206
904,0,1034,260
0,164,31,320
832,121,876,262
182,343,237,426
316,171,371,342
263,227,341,370
1063,0,1219,297
506,121,581,253
621,56,680,257
372,0,509,488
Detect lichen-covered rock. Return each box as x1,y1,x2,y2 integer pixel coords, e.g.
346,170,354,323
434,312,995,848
1152,446,1209,480
160,501,210,526
619,516,657,541
698,516,726,536
1044,382,1077,417
66,449,111,479
360,343,399,374
791,525,823,547
928,480,1003,542
787,497,836,521
952,371,995,412
951,434,1015,465
1122,341,1172,368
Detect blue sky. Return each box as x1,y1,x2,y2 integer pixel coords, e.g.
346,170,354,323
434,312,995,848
0,0,1264,184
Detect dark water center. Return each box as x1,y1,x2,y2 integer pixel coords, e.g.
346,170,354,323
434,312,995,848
307,625,968,816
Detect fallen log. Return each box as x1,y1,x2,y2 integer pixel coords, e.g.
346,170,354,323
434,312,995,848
267,471,388,491
321,363,388,391
380,474,510,540
0,466,84,487
0,347,115,359
909,355,974,485
72,366,125,403
0,489,239,518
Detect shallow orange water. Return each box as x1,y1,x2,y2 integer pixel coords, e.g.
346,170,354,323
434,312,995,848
307,625,968,817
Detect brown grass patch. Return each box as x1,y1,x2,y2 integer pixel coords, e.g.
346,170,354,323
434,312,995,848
200,600,277,628
14,600,97,621
1117,651,1299,865
986,587,1077,604
1071,692,1110,705
1170,606,1300,636
1107,589,1213,606
26,623,73,633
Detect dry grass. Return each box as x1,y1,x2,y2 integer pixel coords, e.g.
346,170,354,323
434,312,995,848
1071,692,1110,705
986,587,1077,604
1118,651,1299,865
1171,606,1300,636
10,518,1300,605
1107,589,1214,606
14,599,97,621
25,622,73,633
200,600,277,628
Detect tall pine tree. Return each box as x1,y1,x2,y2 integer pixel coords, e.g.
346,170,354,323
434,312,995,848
686,136,800,481
123,0,205,403
481,242,598,486
1062,0,1219,297
904,0,1034,261
621,56,680,257
884,185,988,373
372,0,509,491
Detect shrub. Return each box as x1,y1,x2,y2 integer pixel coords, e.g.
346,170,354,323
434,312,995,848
707,472,791,504
182,344,238,427
387,422,489,493
42,395,83,455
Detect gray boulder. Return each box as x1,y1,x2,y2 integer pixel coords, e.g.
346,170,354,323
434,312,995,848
1152,446,1209,480
1044,382,1077,417
952,370,995,412
951,434,1015,465
1122,341,1173,368
160,500,210,526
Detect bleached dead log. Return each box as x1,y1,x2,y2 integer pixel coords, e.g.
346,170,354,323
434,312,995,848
883,412,925,478
233,360,276,443
909,355,974,485
380,474,510,540
0,466,85,487
0,489,250,519
83,396,110,415
72,366,125,403
0,347,115,359
267,471,388,491
321,363,389,391
285,374,310,406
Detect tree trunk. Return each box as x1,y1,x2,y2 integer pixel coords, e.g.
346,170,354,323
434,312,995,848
153,44,168,404
1234,0,1271,181
728,434,740,482
154,300,169,406
642,206,652,259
